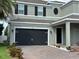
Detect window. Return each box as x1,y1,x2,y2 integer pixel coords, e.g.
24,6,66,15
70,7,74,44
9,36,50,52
38,6,43,16
35,6,46,16
53,8,58,15
15,4,28,15
18,4,24,14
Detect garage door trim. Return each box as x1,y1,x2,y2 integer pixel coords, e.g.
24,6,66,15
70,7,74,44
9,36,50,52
14,27,49,45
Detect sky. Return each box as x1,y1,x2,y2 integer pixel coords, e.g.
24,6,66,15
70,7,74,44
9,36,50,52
44,0,71,2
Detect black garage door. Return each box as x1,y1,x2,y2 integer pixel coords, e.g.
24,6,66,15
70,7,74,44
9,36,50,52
15,28,48,45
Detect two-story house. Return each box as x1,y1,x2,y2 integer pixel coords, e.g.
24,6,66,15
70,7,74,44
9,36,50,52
9,0,79,47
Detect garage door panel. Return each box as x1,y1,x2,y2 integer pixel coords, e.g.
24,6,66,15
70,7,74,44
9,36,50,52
15,29,48,45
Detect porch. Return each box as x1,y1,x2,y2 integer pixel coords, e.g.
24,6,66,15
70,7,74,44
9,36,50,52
49,18,79,47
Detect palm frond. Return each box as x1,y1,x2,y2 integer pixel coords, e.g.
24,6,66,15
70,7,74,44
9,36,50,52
0,0,15,19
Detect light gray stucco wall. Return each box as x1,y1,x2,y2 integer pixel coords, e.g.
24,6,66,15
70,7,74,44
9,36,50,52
28,5,35,15
27,1,79,18
51,4,62,17
48,27,55,46
46,7,53,17
26,4,53,17
71,23,79,46
60,1,79,17
60,2,74,17
73,1,79,13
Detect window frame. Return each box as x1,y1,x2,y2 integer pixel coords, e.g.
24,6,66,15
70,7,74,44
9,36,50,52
18,3,24,14
37,6,43,16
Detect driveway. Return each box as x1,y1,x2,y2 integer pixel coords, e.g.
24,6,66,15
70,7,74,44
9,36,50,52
18,46,79,59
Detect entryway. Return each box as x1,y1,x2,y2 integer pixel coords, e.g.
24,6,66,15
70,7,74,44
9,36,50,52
56,28,63,44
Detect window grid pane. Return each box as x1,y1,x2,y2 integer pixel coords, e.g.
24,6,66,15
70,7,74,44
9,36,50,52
18,4,24,14
38,6,43,16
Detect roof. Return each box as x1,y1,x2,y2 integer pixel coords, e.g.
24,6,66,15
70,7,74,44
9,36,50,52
16,0,47,4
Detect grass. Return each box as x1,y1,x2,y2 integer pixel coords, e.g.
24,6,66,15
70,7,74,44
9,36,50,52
0,46,11,59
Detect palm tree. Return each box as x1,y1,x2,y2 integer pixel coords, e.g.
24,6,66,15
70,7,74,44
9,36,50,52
0,0,15,19
0,0,15,40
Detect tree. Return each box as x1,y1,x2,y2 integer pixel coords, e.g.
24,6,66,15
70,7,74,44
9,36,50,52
0,0,15,37
0,0,15,19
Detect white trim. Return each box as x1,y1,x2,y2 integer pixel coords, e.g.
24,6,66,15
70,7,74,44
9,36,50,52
14,26,49,45
13,14,61,20
60,0,72,8
15,1,51,7
10,21,50,25
66,22,70,46
62,27,64,45
60,0,79,8
13,14,61,18
51,13,79,25
54,28,56,45
48,29,50,46
47,1,65,5
13,28,16,42
71,13,79,16
13,13,79,23
14,26,49,30
51,18,70,25
49,45,69,52
51,19,65,25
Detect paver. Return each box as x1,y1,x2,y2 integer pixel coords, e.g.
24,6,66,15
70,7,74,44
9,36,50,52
18,46,79,59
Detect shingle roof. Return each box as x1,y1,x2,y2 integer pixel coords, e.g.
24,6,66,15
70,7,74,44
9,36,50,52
16,0,47,4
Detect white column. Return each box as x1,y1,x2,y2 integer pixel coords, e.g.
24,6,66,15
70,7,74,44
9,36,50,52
66,22,70,46
8,23,11,45
9,24,15,45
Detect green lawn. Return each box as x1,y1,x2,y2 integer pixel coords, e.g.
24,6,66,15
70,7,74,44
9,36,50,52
0,46,11,59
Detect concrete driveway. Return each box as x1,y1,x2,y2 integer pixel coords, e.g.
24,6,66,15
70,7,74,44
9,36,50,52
18,46,79,59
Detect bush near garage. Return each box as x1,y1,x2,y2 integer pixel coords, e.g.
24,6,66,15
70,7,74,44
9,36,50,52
8,43,24,59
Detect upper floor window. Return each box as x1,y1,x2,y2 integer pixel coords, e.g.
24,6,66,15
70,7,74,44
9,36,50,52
15,3,27,15
35,6,46,16
38,6,43,16
18,4,24,14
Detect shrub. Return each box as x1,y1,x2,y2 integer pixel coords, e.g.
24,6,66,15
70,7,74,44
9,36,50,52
9,47,17,57
3,40,9,46
54,44,60,48
8,43,24,59
0,40,9,47
66,46,71,50
7,43,16,49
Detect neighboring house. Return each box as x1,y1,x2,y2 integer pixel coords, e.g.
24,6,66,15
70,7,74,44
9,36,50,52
9,0,79,47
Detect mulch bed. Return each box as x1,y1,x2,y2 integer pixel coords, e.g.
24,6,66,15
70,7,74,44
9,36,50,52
70,46,79,52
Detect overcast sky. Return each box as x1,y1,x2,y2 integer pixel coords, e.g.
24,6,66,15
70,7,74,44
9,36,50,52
44,0,71,2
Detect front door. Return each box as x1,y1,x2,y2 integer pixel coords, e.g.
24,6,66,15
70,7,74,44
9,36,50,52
56,28,62,44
